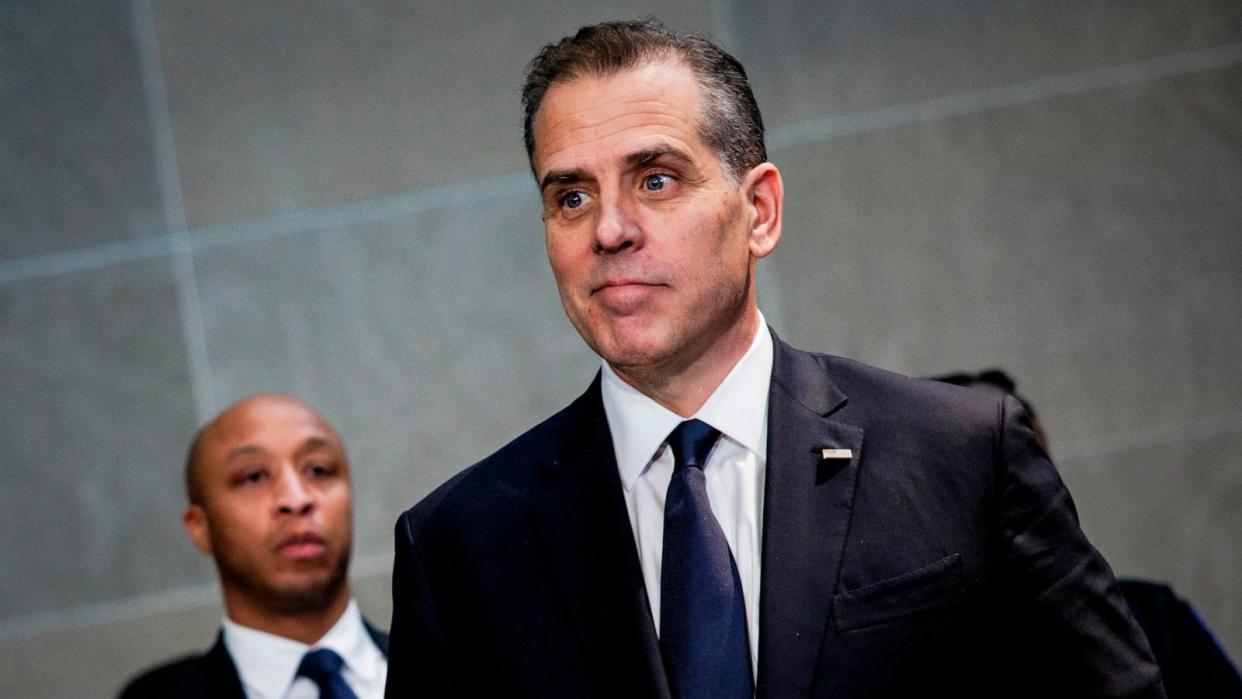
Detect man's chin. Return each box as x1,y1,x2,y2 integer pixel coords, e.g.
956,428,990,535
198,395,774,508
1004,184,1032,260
221,555,350,616
592,329,676,370
261,573,346,615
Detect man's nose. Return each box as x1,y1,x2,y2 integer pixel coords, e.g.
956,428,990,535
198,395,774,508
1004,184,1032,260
593,196,643,254
275,470,315,516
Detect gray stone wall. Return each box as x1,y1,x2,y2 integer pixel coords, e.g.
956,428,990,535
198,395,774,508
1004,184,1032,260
1,2,1239,696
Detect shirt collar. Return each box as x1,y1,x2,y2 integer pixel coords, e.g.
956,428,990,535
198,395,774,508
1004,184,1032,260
601,312,773,491
222,599,375,699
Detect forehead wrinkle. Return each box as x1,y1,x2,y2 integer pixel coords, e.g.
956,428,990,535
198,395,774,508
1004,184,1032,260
535,62,706,175
538,113,703,180
543,101,690,148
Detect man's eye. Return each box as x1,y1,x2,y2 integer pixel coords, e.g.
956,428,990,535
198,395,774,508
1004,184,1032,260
643,174,672,191
307,462,333,478
242,470,266,485
561,190,589,209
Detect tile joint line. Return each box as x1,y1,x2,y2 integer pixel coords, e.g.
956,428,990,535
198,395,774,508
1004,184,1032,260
131,0,217,423
1,41,1238,287
4,42,1237,286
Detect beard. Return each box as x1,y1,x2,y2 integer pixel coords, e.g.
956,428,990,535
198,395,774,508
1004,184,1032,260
215,539,351,616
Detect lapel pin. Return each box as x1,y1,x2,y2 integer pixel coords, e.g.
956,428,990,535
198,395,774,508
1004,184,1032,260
821,448,853,460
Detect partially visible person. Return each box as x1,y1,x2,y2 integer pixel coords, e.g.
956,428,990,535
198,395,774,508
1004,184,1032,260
932,369,1242,698
121,394,387,699
1119,579,1242,699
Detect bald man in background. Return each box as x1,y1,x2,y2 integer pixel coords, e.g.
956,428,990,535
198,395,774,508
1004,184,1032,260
121,395,387,699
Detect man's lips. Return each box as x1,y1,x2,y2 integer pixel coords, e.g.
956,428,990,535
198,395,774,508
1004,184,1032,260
592,278,661,293
592,280,663,310
276,532,327,559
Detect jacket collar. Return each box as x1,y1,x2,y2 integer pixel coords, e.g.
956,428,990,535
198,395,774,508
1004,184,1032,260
756,329,863,697
531,376,672,698
529,330,862,698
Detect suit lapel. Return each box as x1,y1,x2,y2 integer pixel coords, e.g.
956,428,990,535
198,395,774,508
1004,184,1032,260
757,333,863,697
528,376,671,698
363,619,389,658
205,632,249,699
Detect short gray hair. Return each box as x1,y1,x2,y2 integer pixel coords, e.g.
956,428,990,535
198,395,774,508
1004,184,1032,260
521,18,766,181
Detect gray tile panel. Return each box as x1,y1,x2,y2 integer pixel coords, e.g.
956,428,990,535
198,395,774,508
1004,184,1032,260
193,192,599,559
766,64,1242,449
0,258,208,619
151,1,715,228
1,600,221,699
0,0,164,262
735,0,1242,129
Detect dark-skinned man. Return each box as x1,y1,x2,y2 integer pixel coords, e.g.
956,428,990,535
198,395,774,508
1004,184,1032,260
122,394,386,699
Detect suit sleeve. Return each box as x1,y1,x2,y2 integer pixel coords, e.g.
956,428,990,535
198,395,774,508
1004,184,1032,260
385,509,459,698
995,395,1167,698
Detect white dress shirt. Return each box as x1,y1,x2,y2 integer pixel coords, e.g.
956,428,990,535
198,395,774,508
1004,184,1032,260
222,599,388,699
601,313,772,678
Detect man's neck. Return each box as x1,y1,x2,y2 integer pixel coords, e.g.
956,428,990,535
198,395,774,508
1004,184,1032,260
223,585,352,645
610,305,761,417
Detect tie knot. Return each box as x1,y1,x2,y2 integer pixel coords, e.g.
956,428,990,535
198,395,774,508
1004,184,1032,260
666,419,720,472
297,647,345,683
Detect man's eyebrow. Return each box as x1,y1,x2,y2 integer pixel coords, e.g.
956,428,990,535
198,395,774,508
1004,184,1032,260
538,147,696,193
624,147,694,170
539,170,588,194
224,445,265,462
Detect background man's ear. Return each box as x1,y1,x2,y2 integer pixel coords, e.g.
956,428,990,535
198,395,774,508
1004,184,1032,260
743,163,783,259
182,504,213,555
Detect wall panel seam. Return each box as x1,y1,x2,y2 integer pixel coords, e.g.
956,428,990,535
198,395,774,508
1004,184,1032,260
131,0,216,423
1,41,1238,287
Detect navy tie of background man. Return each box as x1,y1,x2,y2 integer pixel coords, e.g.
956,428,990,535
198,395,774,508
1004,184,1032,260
120,395,388,699
384,18,1166,698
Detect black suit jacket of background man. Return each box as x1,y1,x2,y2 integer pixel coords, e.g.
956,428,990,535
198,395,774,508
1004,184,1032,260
119,621,388,699
386,330,1165,698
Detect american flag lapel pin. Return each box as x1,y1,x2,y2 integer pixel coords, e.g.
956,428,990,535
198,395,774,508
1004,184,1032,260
821,448,853,460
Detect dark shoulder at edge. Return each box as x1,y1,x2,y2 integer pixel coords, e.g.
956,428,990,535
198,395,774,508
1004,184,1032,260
117,652,208,699
397,394,582,530
814,352,1004,424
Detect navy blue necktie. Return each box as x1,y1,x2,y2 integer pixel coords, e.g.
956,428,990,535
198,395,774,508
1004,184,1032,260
660,419,753,699
296,648,358,699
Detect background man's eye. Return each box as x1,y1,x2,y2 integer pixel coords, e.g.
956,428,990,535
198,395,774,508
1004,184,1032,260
564,191,584,209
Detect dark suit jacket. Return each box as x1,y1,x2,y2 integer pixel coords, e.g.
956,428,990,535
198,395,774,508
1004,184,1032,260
386,332,1165,698
119,620,389,698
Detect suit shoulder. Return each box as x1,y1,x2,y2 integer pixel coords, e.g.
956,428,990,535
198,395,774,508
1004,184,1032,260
818,353,1004,428
398,394,582,532
118,653,211,699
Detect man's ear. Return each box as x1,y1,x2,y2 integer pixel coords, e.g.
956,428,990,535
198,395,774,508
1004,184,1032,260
741,162,783,259
182,504,213,555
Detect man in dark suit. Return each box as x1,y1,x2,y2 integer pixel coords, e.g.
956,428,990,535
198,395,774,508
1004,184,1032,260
121,395,388,698
385,19,1165,698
